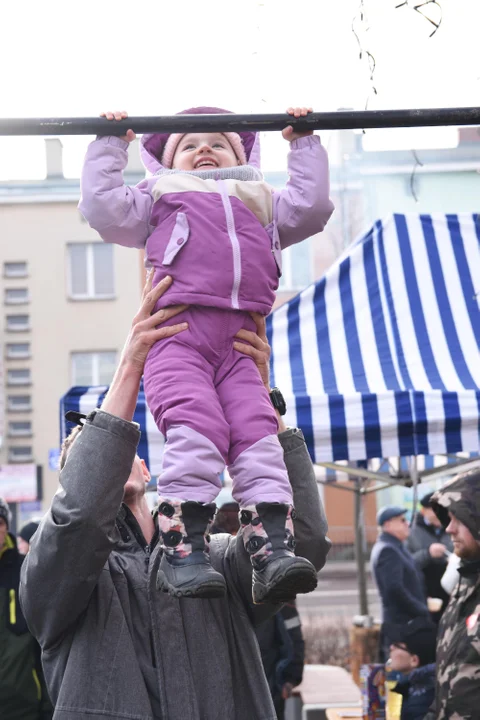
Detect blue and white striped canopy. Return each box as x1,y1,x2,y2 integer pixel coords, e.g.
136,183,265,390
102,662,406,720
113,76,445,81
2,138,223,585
61,213,480,474
267,213,480,463
60,382,165,481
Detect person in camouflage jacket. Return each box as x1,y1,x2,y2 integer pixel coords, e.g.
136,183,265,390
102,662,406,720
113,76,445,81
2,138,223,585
424,468,480,720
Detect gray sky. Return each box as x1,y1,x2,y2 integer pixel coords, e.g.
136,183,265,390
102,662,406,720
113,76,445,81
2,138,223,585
0,0,478,177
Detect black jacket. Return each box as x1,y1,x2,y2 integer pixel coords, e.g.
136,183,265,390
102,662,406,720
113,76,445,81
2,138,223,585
256,601,304,700
371,532,428,627
0,533,52,720
407,514,452,608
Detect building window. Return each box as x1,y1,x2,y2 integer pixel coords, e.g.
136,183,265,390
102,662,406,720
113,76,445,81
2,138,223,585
8,446,33,463
7,395,32,412
8,421,32,437
68,243,115,300
7,369,31,386
6,315,30,332
71,351,117,386
5,288,29,305
278,238,314,292
4,261,28,278
6,343,30,359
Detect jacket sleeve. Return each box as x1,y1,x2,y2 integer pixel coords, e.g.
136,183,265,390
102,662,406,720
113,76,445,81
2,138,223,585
375,547,429,618
20,411,140,650
79,136,155,248
273,135,334,249
229,427,331,625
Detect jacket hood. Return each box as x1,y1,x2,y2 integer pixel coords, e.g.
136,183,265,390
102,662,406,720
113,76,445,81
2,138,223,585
431,469,480,540
140,106,260,174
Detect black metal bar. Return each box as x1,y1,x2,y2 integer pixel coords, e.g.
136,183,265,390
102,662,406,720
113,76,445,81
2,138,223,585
1,106,480,136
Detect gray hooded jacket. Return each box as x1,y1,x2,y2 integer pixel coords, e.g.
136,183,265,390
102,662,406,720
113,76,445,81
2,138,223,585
20,410,330,720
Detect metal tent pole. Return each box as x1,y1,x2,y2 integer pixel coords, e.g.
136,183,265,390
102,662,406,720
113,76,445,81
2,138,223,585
1,106,480,136
354,479,369,617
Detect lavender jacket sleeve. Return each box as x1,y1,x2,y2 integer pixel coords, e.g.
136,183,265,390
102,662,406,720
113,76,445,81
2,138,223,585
273,135,334,249
79,136,156,248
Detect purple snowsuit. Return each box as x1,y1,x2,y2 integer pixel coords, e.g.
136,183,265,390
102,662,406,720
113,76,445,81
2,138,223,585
79,117,334,507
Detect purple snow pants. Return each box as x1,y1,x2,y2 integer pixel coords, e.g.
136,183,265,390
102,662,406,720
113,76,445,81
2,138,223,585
143,306,292,507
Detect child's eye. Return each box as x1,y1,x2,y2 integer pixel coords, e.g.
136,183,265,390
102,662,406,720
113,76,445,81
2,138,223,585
213,143,224,149
183,144,195,150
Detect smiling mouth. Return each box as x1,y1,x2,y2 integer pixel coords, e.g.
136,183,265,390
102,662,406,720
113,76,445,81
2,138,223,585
195,159,218,169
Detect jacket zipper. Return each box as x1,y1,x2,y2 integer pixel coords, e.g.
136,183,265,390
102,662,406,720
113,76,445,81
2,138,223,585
217,179,241,310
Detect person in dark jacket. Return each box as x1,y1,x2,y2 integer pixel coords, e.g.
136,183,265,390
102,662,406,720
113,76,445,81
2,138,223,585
0,498,52,720
371,506,429,660
407,492,453,623
423,468,480,720
255,601,305,720
387,618,436,720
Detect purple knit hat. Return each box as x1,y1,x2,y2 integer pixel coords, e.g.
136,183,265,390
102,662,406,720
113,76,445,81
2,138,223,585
140,106,258,172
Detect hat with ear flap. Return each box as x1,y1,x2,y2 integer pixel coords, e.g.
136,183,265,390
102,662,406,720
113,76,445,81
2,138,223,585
141,107,259,172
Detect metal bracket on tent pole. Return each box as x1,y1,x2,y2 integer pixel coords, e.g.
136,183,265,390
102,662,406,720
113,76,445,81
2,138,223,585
1,106,480,136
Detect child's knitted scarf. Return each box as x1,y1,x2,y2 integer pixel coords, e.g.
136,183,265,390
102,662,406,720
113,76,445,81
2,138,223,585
154,165,263,182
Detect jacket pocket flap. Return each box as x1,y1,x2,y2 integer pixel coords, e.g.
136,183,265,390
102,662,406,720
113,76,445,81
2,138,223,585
163,213,190,266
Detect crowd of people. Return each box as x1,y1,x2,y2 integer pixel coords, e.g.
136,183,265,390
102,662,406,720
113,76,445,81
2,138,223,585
371,480,480,720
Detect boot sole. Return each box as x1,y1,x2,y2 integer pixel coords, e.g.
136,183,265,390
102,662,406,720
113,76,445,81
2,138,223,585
157,570,227,600
253,564,318,605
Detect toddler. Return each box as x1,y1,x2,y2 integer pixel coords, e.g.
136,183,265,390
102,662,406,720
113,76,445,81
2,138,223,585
80,105,334,603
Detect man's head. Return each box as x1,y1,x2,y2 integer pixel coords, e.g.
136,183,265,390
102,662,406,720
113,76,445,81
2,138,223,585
387,619,436,672
0,498,11,548
431,469,480,561
419,492,442,528
17,521,39,555
377,506,409,542
60,424,151,503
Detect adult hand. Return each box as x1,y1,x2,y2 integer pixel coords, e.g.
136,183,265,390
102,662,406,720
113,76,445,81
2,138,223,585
233,313,271,391
124,271,189,374
281,682,294,700
429,543,448,559
282,107,314,143
101,271,188,421
100,110,136,143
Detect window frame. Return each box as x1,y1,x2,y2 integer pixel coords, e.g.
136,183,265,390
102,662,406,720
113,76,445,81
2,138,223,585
7,368,31,386
8,421,33,437
6,315,30,332
67,242,115,301
7,395,32,412
4,287,30,305
4,261,28,278
71,350,118,387
8,446,34,463
6,343,31,360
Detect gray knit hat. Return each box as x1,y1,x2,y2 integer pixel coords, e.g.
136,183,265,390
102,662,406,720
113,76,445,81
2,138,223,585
0,497,11,529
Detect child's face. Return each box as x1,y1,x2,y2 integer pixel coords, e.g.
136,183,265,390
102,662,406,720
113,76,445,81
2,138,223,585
172,132,239,171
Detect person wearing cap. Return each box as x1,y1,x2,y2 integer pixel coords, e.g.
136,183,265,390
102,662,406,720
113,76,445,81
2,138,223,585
371,506,429,660
79,105,334,604
0,498,52,719
407,491,453,623
20,274,330,720
386,618,436,720
421,468,480,720
17,521,39,555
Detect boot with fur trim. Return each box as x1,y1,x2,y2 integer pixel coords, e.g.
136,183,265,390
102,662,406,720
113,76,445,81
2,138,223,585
156,499,226,599
240,503,317,604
